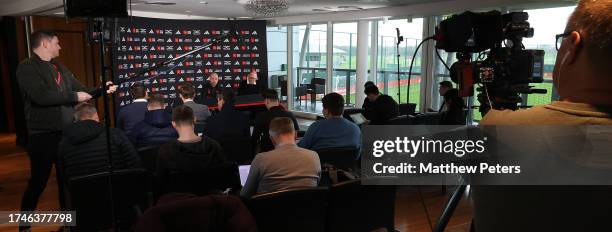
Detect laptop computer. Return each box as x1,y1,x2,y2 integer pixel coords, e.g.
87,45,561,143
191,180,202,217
349,113,368,125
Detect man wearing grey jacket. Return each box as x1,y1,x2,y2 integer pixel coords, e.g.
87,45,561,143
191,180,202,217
240,117,321,198
178,82,211,124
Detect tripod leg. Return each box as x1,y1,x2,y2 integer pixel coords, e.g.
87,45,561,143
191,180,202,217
434,184,467,232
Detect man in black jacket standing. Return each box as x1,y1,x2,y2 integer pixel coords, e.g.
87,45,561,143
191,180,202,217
251,89,299,153
16,30,116,230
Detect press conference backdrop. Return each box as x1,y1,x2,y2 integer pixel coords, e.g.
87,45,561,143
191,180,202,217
112,17,268,108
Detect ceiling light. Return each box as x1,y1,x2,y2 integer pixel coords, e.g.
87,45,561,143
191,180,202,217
244,0,290,17
199,1,208,4
145,1,177,6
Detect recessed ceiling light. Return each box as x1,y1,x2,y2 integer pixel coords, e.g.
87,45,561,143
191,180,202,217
199,1,208,4
54,12,64,15
313,6,364,12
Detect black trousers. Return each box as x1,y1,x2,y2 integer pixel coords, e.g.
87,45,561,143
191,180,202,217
19,131,66,229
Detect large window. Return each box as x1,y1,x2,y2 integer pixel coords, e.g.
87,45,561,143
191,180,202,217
332,22,357,106
377,18,424,110
522,6,575,106
266,26,288,104
291,24,328,113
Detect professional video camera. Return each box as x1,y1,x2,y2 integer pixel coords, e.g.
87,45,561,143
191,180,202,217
433,11,546,116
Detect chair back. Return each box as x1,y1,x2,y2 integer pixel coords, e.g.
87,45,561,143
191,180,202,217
68,169,152,231
136,193,257,232
295,86,307,96
138,146,161,172
328,179,396,232
310,77,326,94
246,187,328,232
311,77,326,85
315,147,360,171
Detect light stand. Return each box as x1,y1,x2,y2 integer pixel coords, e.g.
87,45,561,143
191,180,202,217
395,28,403,103
434,184,467,232
89,17,118,230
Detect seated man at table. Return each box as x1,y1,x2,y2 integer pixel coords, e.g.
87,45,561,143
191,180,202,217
298,92,361,151
197,72,222,105
241,117,320,198
238,70,261,96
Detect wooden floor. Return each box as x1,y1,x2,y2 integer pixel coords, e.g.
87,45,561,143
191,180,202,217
0,133,472,232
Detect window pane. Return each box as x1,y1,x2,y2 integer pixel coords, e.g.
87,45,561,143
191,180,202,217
523,6,575,107
377,18,424,110
332,22,357,106
266,26,288,104
291,24,327,114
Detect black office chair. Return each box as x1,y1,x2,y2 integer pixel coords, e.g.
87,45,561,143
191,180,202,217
67,169,153,232
138,145,161,173
135,193,257,232
279,75,288,100
327,179,397,232
295,86,308,108
307,77,326,105
315,147,360,171
245,187,329,232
